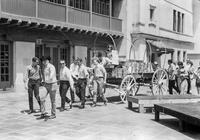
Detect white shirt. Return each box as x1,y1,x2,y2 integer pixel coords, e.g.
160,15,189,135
94,64,106,78
78,64,89,79
60,66,74,88
100,57,112,66
70,63,79,77
43,63,57,84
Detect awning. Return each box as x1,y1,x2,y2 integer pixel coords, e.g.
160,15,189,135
146,40,174,54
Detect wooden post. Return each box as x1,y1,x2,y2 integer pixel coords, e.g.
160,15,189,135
155,109,160,121
109,0,112,30
66,0,68,22
179,120,186,132
139,104,145,113
128,101,132,109
36,0,38,18
89,0,92,27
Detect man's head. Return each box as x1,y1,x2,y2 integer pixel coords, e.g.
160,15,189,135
92,57,100,66
177,61,183,68
77,58,83,66
41,56,51,66
168,59,172,65
186,59,193,66
60,60,66,68
32,57,39,66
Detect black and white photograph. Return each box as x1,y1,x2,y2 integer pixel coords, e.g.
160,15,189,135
0,0,200,139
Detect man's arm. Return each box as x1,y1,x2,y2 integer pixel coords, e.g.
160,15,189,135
23,66,29,83
65,69,74,89
101,65,107,83
49,65,56,81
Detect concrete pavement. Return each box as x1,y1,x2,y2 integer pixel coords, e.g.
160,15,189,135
0,88,200,140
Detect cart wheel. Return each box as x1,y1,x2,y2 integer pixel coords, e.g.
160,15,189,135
151,69,169,96
119,75,138,102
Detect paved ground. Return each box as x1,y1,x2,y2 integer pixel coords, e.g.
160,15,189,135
0,87,200,140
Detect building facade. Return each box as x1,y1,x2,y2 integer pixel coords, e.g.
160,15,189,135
120,0,194,68
188,0,200,66
0,0,123,91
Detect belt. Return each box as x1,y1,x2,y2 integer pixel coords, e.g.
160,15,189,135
78,78,86,80
60,80,69,83
95,76,104,79
29,79,40,81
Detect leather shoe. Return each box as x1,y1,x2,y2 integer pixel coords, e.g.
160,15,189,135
60,108,65,112
49,115,56,119
91,103,96,107
28,110,36,114
36,114,46,120
80,105,85,109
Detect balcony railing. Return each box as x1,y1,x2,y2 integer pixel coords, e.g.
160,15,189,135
0,0,122,33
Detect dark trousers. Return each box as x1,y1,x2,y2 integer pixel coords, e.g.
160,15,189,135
187,77,191,94
70,77,81,101
168,80,180,95
59,81,71,109
28,79,41,111
76,79,87,105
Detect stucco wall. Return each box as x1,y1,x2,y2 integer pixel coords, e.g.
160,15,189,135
14,41,35,93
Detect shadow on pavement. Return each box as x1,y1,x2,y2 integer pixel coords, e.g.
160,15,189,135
153,118,200,139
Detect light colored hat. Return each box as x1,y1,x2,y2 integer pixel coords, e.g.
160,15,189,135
154,61,158,65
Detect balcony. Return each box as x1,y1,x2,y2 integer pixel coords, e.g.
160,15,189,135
0,0,122,34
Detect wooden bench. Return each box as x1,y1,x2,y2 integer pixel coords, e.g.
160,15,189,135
127,95,200,113
154,103,200,131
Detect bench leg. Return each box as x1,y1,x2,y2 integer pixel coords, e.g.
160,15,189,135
155,110,160,121
179,120,186,132
139,104,145,113
128,101,132,109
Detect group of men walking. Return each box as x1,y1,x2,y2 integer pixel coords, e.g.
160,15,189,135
23,55,108,120
167,59,195,95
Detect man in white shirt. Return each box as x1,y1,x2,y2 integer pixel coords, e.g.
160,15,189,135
91,58,108,107
39,56,57,120
97,52,112,67
70,59,81,101
167,59,180,95
23,57,41,114
59,60,74,111
77,58,89,109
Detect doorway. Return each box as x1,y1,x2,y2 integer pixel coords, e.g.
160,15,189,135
35,43,70,75
0,41,12,89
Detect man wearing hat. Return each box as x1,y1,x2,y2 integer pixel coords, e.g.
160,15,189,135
23,57,41,114
185,59,195,94
40,56,57,119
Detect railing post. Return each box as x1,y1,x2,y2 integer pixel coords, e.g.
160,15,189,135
109,0,112,31
66,0,68,22
0,0,2,17
89,0,92,27
36,0,38,18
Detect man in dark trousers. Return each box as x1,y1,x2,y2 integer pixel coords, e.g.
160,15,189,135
23,57,41,114
167,59,180,94
76,58,89,109
59,60,74,111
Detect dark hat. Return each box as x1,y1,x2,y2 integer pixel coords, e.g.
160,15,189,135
32,57,39,62
40,56,51,61
177,61,183,66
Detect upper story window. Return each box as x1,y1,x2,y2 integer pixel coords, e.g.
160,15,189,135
149,5,156,21
44,0,66,5
173,10,184,33
69,0,89,10
92,0,110,16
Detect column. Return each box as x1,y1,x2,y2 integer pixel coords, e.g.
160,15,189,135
89,0,92,27
14,41,35,93
109,0,112,30
36,0,38,18
66,0,68,22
